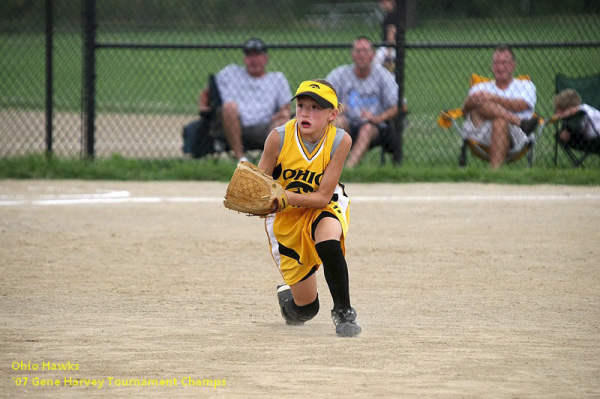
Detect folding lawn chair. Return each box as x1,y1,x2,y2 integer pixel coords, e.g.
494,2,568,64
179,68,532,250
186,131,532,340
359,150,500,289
182,74,222,159
553,73,600,167
437,73,544,167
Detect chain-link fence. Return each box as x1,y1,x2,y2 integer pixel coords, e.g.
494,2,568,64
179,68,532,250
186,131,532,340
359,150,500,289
1,0,599,168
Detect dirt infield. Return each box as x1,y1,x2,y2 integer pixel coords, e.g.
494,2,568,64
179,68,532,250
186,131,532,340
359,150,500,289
1,180,599,398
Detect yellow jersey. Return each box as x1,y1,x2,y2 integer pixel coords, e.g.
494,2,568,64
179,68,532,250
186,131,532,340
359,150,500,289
264,119,350,285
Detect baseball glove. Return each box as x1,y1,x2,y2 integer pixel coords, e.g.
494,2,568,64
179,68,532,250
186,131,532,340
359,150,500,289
223,161,288,216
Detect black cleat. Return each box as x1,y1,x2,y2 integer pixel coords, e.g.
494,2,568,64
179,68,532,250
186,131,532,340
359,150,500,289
520,117,539,134
331,307,361,337
277,285,304,326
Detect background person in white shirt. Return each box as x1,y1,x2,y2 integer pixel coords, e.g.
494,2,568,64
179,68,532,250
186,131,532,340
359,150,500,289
373,24,396,73
462,45,539,169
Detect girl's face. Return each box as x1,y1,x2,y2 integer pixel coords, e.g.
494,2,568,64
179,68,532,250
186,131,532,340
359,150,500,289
295,96,337,136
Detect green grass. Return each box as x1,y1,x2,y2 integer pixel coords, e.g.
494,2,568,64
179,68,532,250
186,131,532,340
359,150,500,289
0,154,233,181
1,154,600,185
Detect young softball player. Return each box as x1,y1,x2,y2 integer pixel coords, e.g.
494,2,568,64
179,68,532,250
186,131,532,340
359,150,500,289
257,79,361,337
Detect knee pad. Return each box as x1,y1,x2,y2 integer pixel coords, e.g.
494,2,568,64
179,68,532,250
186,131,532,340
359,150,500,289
285,295,320,323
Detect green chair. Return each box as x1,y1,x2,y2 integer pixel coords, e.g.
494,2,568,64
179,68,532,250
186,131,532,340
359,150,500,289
554,73,600,167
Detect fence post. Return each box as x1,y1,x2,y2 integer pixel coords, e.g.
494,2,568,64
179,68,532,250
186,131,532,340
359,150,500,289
82,0,97,159
394,0,407,165
45,0,53,156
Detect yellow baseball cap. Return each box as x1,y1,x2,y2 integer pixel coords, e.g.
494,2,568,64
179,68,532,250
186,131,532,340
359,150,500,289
292,80,338,109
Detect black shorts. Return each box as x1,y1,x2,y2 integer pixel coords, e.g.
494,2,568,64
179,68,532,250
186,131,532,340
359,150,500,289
348,119,391,149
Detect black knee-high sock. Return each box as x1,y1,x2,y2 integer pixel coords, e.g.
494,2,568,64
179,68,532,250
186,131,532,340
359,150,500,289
316,239,351,310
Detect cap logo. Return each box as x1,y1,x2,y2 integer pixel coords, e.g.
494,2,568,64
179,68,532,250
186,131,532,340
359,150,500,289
309,84,320,89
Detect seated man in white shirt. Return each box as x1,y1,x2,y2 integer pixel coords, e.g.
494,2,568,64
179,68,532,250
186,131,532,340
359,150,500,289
197,38,292,161
462,45,539,169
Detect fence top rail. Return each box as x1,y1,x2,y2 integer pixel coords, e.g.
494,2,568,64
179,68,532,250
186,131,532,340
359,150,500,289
95,41,600,51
